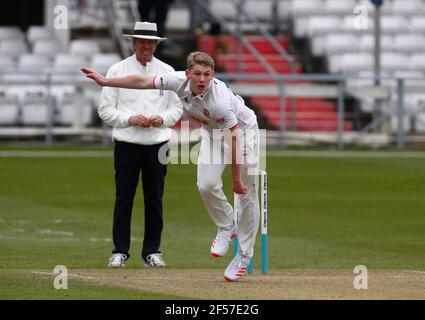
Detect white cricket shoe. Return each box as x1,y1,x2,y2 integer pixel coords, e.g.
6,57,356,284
144,253,166,267
108,253,127,268
210,224,236,257
223,253,251,282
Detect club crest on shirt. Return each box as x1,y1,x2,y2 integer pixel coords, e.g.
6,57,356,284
160,76,165,87
203,108,210,117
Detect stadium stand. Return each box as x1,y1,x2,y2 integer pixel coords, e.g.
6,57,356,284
1,0,425,143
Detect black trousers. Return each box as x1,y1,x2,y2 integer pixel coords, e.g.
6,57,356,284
112,140,168,261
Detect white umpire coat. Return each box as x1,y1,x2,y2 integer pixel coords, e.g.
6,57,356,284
98,54,183,145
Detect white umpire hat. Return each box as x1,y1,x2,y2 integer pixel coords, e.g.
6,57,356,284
123,22,167,42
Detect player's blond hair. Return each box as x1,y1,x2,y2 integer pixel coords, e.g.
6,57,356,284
187,51,215,70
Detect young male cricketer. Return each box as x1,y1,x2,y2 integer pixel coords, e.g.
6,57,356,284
81,51,260,281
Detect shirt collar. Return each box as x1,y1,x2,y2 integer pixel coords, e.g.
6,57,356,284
133,55,155,71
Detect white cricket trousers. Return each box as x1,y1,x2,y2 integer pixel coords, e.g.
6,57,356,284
196,125,259,258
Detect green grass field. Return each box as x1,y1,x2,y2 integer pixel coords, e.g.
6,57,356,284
1,146,425,299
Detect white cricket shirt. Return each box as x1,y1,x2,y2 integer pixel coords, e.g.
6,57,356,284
99,55,183,145
153,71,257,132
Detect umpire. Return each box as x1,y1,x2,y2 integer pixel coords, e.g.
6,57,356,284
98,22,182,268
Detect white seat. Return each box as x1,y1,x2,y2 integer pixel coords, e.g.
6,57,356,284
245,0,273,20
360,35,394,52
165,7,190,31
391,114,411,132
0,27,24,41
0,56,17,69
4,85,46,103
410,54,425,71
21,93,52,125
393,34,425,53
69,40,101,57
410,16,425,33
0,96,19,125
341,53,373,73
325,34,359,55
293,17,309,38
392,0,425,15
54,54,87,69
210,0,237,19
27,26,53,44
56,93,93,126
381,16,409,34
19,54,52,69
290,0,324,16
0,40,28,56
415,114,425,132
381,53,410,72
324,0,357,15
33,40,64,57
2,55,51,83
90,53,121,75
307,16,342,37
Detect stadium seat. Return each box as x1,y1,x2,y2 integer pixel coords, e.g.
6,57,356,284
90,53,121,75
324,0,357,15
307,16,342,37
245,0,273,20
0,40,28,56
324,34,359,55
0,26,24,41
21,93,52,125
409,54,425,71
18,54,51,69
0,95,19,125
33,40,65,57
53,54,88,82
393,34,425,53
69,40,101,57
56,93,93,126
210,0,237,19
290,0,324,16
410,16,425,33
2,54,51,83
359,35,394,52
381,16,409,34
392,0,425,15
165,7,190,31
341,53,373,73
0,55,17,70
27,26,53,44
381,53,410,72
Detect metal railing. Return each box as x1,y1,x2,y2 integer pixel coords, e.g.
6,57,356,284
1,70,425,149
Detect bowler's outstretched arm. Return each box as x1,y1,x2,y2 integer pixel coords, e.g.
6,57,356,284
80,67,155,89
